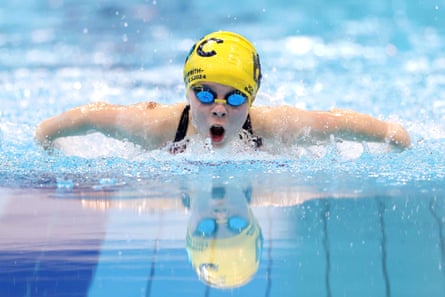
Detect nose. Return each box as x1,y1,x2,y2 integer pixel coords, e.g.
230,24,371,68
211,104,227,118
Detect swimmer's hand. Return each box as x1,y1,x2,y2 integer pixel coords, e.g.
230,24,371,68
385,122,411,149
35,120,56,150
35,134,53,151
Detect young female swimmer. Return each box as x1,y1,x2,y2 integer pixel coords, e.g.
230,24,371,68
35,31,411,153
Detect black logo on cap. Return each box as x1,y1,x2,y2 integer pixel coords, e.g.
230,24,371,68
197,37,224,57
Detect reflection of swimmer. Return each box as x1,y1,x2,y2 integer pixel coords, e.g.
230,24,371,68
185,183,263,289
78,177,356,288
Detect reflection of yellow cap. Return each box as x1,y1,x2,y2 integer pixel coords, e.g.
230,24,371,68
183,31,262,106
186,210,263,289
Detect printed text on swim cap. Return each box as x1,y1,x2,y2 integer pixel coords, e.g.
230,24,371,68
185,68,206,85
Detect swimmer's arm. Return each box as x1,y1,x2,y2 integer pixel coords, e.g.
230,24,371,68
35,102,185,149
251,107,411,149
311,108,411,148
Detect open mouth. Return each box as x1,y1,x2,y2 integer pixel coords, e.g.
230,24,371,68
210,125,225,143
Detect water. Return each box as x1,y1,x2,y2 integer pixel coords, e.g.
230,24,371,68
1,0,445,296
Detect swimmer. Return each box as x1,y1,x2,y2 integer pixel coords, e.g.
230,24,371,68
35,31,411,153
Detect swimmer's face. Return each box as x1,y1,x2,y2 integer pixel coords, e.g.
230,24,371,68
187,82,249,147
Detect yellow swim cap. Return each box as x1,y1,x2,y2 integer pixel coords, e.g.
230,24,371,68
186,210,263,289
183,31,262,106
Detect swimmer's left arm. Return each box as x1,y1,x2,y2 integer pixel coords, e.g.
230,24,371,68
316,108,411,149
251,106,411,149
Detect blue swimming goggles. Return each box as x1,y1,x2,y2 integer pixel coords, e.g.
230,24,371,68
192,85,248,107
194,216,249,237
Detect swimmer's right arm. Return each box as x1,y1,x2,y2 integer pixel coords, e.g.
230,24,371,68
35,102,185,149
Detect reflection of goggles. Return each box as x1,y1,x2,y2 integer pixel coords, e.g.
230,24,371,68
194,216,249,237
192,85,248,107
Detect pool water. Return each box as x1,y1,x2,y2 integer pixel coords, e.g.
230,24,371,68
1,0,445,296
